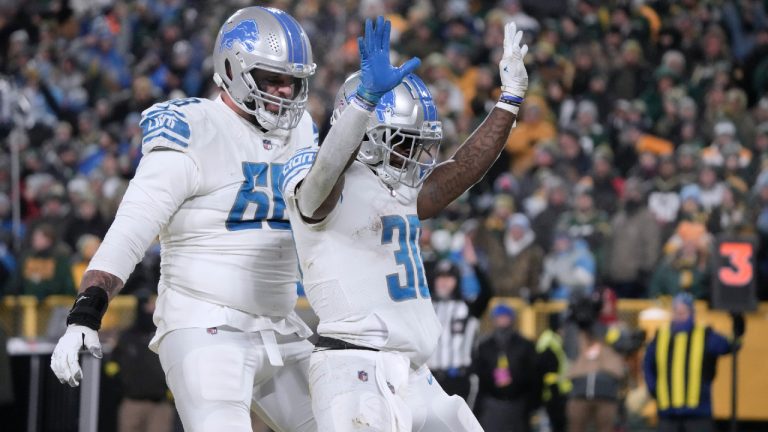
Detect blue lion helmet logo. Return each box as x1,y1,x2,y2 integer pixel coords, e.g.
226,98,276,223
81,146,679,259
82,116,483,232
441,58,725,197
374,90,397,123
220,20,260,52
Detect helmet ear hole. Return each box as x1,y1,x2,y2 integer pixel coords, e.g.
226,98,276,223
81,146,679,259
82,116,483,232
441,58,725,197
225,59,233,80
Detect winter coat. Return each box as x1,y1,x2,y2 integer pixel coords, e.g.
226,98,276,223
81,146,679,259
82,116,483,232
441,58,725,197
475,329,540,404
477,229,544,297
604,207,661,284
540,239,596,300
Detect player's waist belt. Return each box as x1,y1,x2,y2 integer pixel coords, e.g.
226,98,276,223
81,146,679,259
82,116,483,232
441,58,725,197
315,336,379,352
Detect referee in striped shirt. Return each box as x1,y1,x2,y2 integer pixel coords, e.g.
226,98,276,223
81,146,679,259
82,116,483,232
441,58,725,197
427,242,492,402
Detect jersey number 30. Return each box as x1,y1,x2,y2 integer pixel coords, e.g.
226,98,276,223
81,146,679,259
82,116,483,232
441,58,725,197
381,215,429,301
226,162,288,231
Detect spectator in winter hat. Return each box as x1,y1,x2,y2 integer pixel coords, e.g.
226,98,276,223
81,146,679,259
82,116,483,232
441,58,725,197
693,166,725,212
475,301,539,432
702,120,752,168
476,213,543,299
603,178,661,298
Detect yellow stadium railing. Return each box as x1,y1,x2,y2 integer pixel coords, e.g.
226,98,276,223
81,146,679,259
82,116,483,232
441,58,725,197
1,295,38,338
0,295,139,340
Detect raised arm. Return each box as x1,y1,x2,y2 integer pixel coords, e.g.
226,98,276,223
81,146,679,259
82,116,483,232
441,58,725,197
418,23,528,219
294,17,420,222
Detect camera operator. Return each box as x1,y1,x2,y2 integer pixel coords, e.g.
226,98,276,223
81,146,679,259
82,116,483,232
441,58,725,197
565,290,628,432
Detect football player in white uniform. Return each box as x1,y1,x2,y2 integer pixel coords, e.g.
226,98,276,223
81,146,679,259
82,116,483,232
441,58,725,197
50,7,318,432
280,17,529,431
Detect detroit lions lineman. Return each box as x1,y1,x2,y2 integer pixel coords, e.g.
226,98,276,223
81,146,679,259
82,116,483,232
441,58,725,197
281,18,529,431
51,7,318,432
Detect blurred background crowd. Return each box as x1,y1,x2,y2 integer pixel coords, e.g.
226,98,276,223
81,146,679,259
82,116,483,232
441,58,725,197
1,0,768,304
0,0,766,431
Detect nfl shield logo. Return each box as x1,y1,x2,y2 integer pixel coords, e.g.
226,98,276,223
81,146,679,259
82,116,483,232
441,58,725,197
263,139,273,150
358,370,368,382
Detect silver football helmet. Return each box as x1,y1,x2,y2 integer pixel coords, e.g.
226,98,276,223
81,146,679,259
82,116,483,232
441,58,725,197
332,72,442,188
213,7,316,130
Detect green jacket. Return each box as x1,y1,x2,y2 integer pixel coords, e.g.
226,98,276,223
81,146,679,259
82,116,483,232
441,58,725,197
9,251,75,300
649,258,707,299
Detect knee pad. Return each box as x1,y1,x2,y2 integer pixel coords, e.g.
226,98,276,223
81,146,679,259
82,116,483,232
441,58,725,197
425,395,483,432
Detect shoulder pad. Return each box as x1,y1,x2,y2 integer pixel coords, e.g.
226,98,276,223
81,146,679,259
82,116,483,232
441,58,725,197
140,98,206,154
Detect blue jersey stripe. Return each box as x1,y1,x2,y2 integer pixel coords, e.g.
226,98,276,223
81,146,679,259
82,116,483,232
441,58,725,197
263,8,304,64
143,127,191,144
142,131,190,148
140,109,191,145
143,109,187,122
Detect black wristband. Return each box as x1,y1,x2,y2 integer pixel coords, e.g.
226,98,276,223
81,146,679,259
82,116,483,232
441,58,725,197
66,286,109,330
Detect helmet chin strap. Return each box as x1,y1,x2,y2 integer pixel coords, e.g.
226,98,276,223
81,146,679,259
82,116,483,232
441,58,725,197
217,74,298,132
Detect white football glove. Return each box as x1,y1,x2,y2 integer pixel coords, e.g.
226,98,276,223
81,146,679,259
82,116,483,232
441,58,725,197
497,22,529,114
50,324,102,387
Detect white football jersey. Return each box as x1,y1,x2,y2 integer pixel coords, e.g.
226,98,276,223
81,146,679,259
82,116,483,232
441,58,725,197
88,96,317,349
282,150,442,366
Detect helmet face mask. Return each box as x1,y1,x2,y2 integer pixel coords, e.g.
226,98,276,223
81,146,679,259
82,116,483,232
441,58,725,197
333,72,443,189
366,122,442,188
213,7,315,130
239,67,309,129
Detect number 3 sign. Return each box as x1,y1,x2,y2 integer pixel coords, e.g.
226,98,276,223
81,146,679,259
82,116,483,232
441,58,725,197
712,236,758,313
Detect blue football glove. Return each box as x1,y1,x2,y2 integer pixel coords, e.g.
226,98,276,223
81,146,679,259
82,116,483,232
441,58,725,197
355,16,421,107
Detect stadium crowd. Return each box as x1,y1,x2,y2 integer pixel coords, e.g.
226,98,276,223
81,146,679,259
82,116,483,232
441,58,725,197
1,0,767,304
0,0,761,297
0,1,764,431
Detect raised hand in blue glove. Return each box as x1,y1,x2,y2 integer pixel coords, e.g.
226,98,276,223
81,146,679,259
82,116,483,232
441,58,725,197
355,16,421,108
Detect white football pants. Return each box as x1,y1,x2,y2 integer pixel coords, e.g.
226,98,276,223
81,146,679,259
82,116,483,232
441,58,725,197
158,327,316,432
308,349,483,432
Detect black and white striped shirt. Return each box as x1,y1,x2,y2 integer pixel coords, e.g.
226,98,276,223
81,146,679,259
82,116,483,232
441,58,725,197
428,300,480,370
427,264,492,372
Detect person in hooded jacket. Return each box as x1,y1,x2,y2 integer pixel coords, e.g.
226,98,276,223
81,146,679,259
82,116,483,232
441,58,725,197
474,304,540,432
475,212,543,298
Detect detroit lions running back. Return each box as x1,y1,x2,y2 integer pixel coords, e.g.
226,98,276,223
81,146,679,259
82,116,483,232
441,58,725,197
280,17,529,431
51,7,318,432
